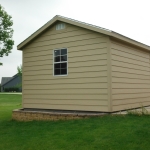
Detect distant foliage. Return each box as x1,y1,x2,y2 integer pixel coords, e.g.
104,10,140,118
17,65,22,89
17,65,22,78
4,87,19,92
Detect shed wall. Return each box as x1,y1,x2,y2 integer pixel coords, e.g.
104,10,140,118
22,23,109,112
111,40,150,111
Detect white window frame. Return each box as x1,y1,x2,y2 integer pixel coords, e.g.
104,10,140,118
53,48,68,76
56,23,65,30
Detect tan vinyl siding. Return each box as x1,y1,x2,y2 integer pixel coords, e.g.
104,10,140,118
24,89,108,95
24,99,108,107
24,53,107,66
23,66,107,76
23,23,109,112
24,38,107,54
111,40,150,111
23,104,108,112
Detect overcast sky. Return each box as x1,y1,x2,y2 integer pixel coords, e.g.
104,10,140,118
0,0,150,82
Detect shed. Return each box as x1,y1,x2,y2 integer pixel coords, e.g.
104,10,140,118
17,15,150,112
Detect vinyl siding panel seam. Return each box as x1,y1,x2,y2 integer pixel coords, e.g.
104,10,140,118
112,92,150,95
24,40,107,52
112,53,149,64
111,76,150,80
111,41,149,57
112,66,150,74
23,104,108,111
23,87,108,89
23,76,107,81
24,103,108,106
25,36,107,49
111,47,149,59
112,60,149,71
32,34,105,48
112,71,149,76
24,59,107,67
24,98,108,100
24,53,107,62
24,47,107,57
24,42,107,54
24,82,107,85
24,93,108,95
23,64,107,72
113,103,150,107
112,82,150,84
112,96,150,101
34,32,105,43
112,58,149,68
23,70,107,76
24,89,108,93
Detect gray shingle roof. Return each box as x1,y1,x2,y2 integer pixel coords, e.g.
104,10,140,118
1,77,13,85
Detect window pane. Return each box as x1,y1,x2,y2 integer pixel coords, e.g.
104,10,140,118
54,56,60,62
54,50,60,56
61,49,67,55
54,69,60,75
61,55,67,61
56,23,65,30
61,63,67,68
61,23,65,29
56,24,61,30
54,63,61,69
61,69,67,75
53,48,67,76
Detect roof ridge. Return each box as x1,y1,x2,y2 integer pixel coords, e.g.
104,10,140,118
17,15,150,51
1,77,13,85
56,15,112,32
2,75,19,86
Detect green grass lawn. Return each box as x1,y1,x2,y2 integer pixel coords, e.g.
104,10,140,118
0,94,150,150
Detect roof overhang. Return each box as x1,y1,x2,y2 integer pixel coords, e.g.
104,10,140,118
17,15,150,51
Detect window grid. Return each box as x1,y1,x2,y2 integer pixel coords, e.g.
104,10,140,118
53,48,68,76
56,23,65,30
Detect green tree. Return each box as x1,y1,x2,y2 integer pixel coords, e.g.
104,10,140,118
17,64,22,78
0,5,14,65
17,65,22,88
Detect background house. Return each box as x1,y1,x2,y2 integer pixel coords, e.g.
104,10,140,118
17,15,150,112
1,74,22,92
1,77,13,92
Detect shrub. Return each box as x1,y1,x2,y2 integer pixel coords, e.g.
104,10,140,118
127,105,149,116
4,87,19,92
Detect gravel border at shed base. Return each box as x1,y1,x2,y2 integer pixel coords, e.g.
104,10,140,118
12,106,150,121
12,108,107,121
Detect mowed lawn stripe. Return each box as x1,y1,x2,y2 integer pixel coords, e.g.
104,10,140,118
0,94,150,150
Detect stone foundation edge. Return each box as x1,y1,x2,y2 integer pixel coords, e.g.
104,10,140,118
12,109,106,121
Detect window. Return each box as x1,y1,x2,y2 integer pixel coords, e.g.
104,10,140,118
56,23,65,30
53,48,68,76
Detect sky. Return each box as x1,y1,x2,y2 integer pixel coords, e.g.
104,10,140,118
0,0,150,82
